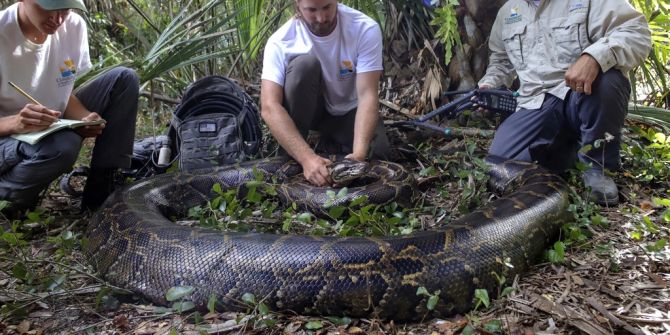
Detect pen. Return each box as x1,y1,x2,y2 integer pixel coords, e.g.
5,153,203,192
8,81,42,105
8,81,62,125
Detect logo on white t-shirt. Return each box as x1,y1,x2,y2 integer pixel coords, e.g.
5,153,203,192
56,59,77,87
339,60,354,80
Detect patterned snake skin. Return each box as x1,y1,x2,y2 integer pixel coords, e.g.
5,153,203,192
85,156,570,320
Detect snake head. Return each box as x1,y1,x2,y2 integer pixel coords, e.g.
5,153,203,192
329,159,369,186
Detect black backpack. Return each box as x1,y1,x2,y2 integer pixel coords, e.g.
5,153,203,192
166,75,262,172
61,76,262,196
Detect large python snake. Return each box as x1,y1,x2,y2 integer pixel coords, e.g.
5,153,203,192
85,156,570,320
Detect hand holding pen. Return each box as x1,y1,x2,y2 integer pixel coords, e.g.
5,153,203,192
7,81,61,134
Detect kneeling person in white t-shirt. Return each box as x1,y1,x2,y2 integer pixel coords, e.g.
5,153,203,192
260,0,390,187
0,0,139,216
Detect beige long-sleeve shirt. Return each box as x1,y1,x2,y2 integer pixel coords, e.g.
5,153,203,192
479,0,651,109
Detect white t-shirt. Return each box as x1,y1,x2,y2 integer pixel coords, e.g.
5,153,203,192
0,3,92,118
261,4,382,116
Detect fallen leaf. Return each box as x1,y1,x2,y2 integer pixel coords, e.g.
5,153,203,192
348,326,365,334
203,312,219,320
28,310,53,318
284,321,302,333
16,320,30,334
648,273,668,287
435,318,468,335
113,314,131,332
640,200,654,211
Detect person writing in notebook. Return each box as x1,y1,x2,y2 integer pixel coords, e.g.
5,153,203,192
260,0,391,187
0,0,139,216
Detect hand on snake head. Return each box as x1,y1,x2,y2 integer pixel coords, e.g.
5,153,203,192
302,154,333,187
330,159,369,187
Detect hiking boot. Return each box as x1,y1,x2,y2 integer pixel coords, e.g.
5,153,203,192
81,168,117,211
582,169,619,206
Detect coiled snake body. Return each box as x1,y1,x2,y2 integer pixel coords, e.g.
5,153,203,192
86,156,570,320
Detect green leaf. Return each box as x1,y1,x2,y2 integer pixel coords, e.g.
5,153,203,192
296,212,312,223
246,187,262,203
483,319,503,332
241,292,256,304
282,219,292,232
461,323,476,335
325,316,351,326
337,187,349,198
578,144,593,154
152,306,172,314
427,294,439,311
212,183,222,194
554,241,565,258
165,286,195,302
172,301,195,313
328,206,346,219
548,241,566,264
349,195,369,207
245,180,263,188
501,286,515,297
591,214,607,226
304,320,323,330
0,200,9,211
474,289,490,308
646,239,667,252
12,263,29,281
263,185,278,196
207,294,217,314
416,286,429,296
653,197,670,207
630,230,642,240
419,166,435,177
258,302,270,315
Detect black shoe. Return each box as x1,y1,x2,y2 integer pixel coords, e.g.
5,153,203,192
81,168,118,211
582,169,619,206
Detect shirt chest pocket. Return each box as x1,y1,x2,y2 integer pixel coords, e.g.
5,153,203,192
548,13,589,63
502,23,527,66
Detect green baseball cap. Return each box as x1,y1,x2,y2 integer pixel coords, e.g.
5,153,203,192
35,0,87,12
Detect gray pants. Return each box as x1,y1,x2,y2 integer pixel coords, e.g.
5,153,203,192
0,67,139,209
489,70,630,173
283,54,391,159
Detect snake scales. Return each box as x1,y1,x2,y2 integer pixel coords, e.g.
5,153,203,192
85,156,570,320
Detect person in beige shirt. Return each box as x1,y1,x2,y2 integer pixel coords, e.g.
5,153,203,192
479,0,651,205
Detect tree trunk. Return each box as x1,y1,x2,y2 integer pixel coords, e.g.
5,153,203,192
446,0,507,91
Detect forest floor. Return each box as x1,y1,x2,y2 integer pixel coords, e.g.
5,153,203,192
1,95,669,335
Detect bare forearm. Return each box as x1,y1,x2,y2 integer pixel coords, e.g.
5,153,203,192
350,71,382,161
63,94,91,120
351,97,378,160
0,116,15,136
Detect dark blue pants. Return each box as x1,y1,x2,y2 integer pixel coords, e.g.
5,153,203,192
0,67,139,209
489,70,630,173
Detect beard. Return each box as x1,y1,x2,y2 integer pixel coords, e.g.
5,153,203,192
306,19,337,36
